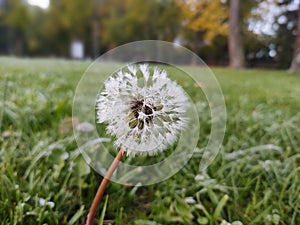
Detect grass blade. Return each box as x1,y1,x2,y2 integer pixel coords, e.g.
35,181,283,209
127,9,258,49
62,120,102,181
98,195,109,225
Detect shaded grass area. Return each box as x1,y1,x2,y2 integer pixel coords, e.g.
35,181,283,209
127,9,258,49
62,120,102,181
0,57,299,225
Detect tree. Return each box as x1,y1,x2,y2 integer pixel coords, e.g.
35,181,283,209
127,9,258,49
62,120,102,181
177,0,228,45
175,0,229,64
4,0,30,55
289,1,300,73
40,0,93,56
25,6,48,55
228,0,245,69
270,0,297,69
102,0,181,48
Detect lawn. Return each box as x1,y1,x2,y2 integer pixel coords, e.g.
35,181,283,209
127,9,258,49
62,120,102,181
0,57,299,225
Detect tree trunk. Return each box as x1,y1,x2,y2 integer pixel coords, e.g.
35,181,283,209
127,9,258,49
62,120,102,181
228,0,245,69
288,2,300,73
92,20,99,59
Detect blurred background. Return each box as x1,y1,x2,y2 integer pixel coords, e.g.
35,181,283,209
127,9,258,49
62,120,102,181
0,0,300,70
1,1,300,224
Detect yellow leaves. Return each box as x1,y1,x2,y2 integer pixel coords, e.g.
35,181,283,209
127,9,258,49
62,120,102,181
177,0,228,44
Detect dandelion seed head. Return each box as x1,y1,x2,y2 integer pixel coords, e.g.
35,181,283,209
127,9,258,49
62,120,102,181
96,64,189,156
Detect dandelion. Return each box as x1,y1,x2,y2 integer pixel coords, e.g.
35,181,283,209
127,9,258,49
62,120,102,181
86,64,189,225
96,64,188,156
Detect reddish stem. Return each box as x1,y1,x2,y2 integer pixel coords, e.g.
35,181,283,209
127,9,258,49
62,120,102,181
85,149,124,225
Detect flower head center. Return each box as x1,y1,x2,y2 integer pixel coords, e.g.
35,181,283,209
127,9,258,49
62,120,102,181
128,98,163,130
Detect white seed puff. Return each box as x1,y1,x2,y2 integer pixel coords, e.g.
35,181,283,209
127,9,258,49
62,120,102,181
96,64,188,156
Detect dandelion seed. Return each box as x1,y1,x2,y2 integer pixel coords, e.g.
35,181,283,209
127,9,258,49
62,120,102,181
96,64,188,156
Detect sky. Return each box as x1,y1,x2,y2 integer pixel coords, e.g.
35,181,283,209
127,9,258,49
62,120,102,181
27,0,49,9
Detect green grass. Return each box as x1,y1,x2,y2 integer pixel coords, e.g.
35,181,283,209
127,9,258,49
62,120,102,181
0,57,299,225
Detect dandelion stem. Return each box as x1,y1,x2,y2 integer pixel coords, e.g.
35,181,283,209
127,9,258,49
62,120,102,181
85,148,124,225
